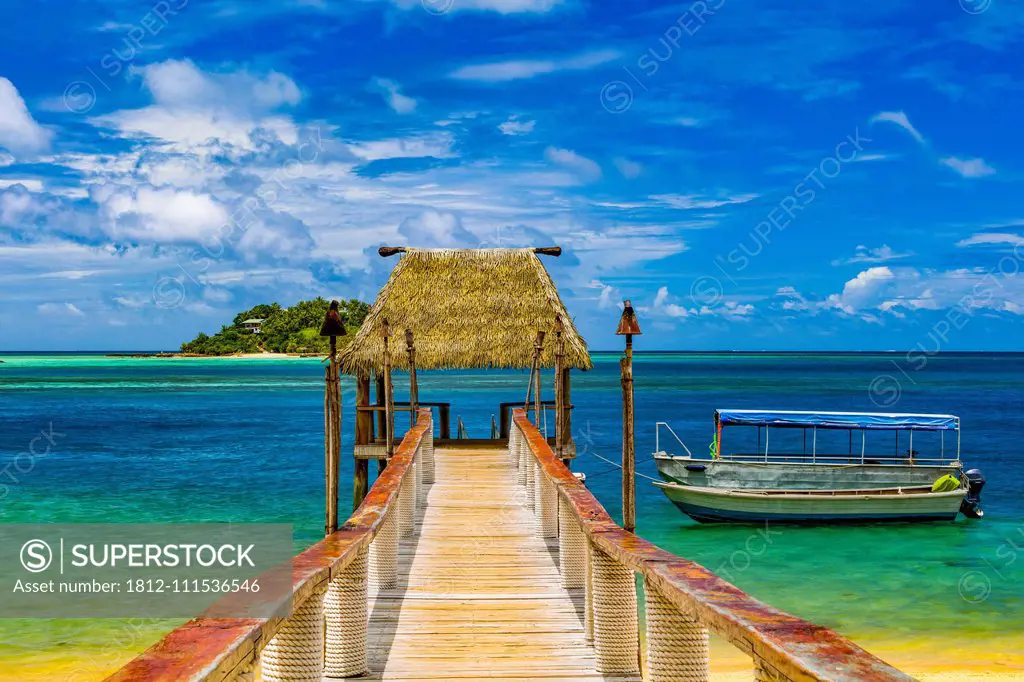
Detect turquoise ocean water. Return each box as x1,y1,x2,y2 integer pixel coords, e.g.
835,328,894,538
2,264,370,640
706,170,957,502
0,352,1022,677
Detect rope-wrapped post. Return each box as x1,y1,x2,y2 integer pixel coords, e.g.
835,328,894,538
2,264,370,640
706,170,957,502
644,577,709,681
584,538,594,643
399,467,416,537
590,544,640,675
517,432,529,486
370,506,398,589
414,452,423,512
260,587,326,682
526,457,536,510
535,468,557,538
423,423,435,484
558,498,585,588
508,423,519,465
324,550,369,677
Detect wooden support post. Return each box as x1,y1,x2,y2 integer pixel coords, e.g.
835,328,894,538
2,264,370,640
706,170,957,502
375,372,386,443
533,330,545,429
439,404,451,439
324,336,341,536
405,329,418,430
319,300,347,535
383,320,394,458
353,372,371,511
562,367,573,467
616,300,641,534
621,354,635,533
554,317,564,456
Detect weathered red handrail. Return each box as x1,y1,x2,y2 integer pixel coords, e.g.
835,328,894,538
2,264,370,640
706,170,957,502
513,408,913,682
104,409,433,682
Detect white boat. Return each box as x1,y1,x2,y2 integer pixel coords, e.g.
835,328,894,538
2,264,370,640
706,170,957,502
652,409,985,523
653,481,967,524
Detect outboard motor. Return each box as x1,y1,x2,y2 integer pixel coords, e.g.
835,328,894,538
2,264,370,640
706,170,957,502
960,469,986,519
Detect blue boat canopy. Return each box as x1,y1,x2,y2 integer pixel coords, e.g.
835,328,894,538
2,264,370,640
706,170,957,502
715,409,959,431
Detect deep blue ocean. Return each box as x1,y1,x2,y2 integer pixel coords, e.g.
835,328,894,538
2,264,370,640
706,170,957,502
0,352,1022,678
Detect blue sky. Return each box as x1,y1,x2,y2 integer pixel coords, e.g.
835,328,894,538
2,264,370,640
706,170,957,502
1,0,1023,351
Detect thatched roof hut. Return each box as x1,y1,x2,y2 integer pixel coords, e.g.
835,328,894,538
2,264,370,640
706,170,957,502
339,248,591,374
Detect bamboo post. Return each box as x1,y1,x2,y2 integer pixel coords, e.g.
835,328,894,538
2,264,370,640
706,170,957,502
405,329,418,430
320,300,346,536
383,320,394,458
616,300,642,533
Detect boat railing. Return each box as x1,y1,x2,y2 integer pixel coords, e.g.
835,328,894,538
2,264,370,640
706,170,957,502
654,420,693,457
511,408,913,681
721,453,959,466
105,408,435,682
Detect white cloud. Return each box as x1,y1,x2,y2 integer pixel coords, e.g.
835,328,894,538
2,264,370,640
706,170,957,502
92,60,302,149
0,78,52,155
870,111,925,145
137,60,301,111
397,210,475,247
544,147,601,181
673,117,702,127
347,133,454,161
589,279,617,309
780,265,1024,320
499,117,536,136
38,302,85,316
652,286,754,321
372,77,417,114
957,233,1024,248
0,178,45,192
832,244,913,265
450,49,620,82
93,185,230,244
940,156,995,178
651,192,760,210
613,157,642,179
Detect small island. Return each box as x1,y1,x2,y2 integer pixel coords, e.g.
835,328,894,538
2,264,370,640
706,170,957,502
179,297,369,356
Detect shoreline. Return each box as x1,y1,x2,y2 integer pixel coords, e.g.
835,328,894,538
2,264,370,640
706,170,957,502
104,352,322,359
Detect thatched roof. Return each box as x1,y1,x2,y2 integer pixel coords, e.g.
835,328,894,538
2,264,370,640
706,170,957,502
339,248,592,373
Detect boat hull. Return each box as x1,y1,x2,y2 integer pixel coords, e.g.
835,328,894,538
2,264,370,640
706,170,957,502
654,455,960,491
654,482,964,524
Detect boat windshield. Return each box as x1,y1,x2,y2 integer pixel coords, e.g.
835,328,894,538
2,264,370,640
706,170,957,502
713,409,961,465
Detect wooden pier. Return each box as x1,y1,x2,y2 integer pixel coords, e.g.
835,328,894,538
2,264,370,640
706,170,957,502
104,248,916,682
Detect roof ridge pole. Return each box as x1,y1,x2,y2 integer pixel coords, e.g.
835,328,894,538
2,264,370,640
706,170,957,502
382,320,394,459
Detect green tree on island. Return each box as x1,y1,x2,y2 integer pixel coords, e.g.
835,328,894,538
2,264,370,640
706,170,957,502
180,297,369,355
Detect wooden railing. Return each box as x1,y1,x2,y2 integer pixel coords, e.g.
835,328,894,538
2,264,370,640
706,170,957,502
510,408,913,682
104,408,434,682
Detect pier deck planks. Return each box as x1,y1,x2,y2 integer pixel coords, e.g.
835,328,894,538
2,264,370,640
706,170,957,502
345,444,639,682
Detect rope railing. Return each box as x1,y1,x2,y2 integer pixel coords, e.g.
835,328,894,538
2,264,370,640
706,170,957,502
510,409,914,682
104,409,434,682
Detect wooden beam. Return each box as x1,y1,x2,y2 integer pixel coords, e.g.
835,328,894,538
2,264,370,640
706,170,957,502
533,246,562,257
378,246,407,258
